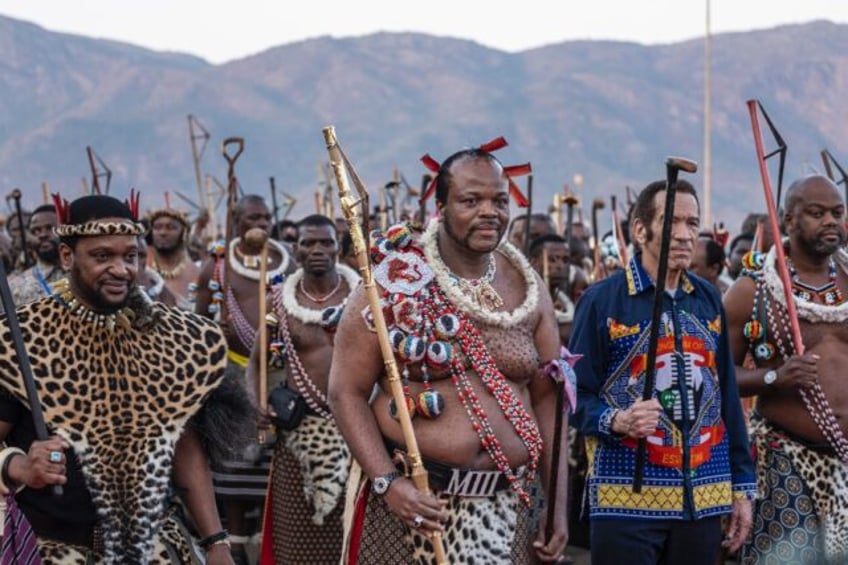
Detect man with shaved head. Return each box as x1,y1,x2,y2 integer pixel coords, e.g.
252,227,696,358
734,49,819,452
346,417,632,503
725,175,848,563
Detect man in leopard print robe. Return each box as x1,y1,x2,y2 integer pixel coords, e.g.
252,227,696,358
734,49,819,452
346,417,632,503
0,194,249,564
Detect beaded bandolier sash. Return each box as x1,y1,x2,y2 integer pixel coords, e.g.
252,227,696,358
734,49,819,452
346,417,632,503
371,220,542,504
269,264,360,418
205,237,291,352
746,245,848,463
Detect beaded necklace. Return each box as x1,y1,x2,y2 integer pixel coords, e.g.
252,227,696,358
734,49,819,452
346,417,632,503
373,222,542,504
52,278,133,333
282,265,360,325
227,238,291,282
423,218,538,328
445,253,503,311
787,257,845,305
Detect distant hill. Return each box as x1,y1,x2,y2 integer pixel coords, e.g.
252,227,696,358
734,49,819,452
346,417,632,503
1,15,846,235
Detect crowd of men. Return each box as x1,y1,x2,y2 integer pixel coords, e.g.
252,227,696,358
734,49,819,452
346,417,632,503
0,147,844,565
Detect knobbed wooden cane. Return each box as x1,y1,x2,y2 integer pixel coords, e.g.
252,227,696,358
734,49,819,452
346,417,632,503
322,126,448,565
633,156,698,493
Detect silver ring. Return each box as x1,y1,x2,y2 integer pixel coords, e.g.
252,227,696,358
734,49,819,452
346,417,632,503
412,514,424,528
49,450,62,463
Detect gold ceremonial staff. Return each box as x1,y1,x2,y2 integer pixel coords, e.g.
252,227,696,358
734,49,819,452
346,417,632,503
322,126,448,565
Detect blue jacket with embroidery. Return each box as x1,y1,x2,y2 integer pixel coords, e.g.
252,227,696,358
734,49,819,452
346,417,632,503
569,255,756,520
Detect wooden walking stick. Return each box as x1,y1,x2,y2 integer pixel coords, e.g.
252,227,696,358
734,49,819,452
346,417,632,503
633,156,698,493
246,227,270,444
322,126,448,565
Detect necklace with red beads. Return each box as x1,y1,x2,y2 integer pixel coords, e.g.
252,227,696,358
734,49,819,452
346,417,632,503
372,223,542,503
787,257,845,305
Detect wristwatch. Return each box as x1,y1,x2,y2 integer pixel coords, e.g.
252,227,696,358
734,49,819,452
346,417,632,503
371,471,400,496
763,369,778,386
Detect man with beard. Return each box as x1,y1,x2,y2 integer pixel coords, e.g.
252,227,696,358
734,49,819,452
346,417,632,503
330,147,570,564
724,175,848,564
9,205,65,306
196,194,296,564
247,214,359,564
0,194,245,563
569,179,755,564
147,208,200,310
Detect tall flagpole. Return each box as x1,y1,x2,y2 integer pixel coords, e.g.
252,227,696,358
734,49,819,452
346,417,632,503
703,0,713,227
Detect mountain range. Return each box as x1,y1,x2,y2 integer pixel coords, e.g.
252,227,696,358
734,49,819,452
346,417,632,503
1,14,846,235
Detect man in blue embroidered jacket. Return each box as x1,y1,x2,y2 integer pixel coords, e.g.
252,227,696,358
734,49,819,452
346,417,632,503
569,179,756,565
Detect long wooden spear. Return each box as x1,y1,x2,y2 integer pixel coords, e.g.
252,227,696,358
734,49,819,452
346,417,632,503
322,126,447,565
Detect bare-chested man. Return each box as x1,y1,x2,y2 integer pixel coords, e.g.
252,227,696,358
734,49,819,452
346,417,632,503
725,175,848,564
147,208,200,310
329,147,569,564
196,194,295,564
247,214,359,564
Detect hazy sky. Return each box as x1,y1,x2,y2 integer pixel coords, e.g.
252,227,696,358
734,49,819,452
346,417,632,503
3,0,848,64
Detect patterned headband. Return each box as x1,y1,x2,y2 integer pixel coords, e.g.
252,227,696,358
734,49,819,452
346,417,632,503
420,136,531,207
54,221,147,238
146,208,191,229
52,189,146,237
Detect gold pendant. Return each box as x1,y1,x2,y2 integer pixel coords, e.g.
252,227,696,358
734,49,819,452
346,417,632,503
477,283,504,311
